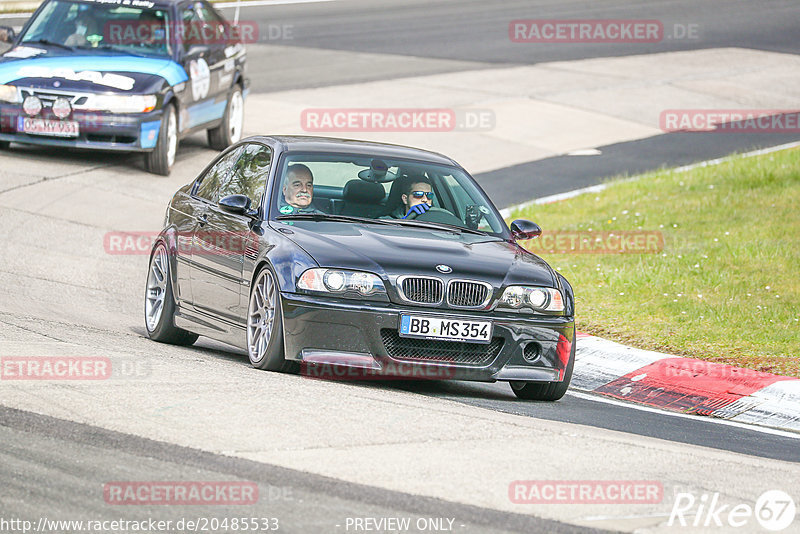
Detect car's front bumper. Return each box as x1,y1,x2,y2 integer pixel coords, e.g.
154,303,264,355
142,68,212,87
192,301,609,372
0,105,164,152
281,293,575,383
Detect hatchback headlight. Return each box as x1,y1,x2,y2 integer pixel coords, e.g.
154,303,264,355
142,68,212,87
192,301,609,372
298,268,388,301
498,286,564,313
84,94,157,113
0,84,20,103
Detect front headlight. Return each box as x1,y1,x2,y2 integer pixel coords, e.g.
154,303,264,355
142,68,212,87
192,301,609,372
297,268,388,301
498,286,564,313
84,94,157,113
0,84,20,103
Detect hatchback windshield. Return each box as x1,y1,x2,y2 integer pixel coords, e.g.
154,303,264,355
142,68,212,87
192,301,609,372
271,153,508,237
21,0,172,57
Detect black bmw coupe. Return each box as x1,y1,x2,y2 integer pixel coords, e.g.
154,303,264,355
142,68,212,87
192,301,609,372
145,136,576,400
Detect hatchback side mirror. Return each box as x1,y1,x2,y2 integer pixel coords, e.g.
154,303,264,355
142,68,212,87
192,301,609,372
0,26,15,44
510,219,542,240
219,194,255,216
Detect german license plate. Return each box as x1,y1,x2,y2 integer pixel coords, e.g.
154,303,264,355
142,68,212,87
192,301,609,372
18,117,79,138
399,315,492,344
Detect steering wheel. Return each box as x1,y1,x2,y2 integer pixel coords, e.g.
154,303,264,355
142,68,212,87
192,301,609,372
404,206,465,226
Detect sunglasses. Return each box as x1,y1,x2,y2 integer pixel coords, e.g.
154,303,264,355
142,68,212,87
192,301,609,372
410,191,435,199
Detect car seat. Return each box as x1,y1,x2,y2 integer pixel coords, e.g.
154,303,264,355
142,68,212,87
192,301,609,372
339,180,386,218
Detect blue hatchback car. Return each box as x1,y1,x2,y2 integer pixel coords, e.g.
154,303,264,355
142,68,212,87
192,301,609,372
0,0,248,174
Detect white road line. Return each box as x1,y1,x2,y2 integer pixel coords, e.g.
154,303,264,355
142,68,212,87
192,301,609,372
567,390,800,439
500,140,800,218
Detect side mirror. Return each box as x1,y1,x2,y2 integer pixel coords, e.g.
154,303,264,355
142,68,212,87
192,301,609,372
510,219,542,240
219,194,255,216
0,26,15,44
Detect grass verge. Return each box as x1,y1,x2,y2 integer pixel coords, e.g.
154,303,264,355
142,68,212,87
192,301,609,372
510,147,800,377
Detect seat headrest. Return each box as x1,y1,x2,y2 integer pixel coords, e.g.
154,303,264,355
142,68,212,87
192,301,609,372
343,180,385,204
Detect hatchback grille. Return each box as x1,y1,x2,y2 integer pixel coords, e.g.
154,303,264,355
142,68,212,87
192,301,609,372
399,276,443,305
381,329,504,366
448,280,491,308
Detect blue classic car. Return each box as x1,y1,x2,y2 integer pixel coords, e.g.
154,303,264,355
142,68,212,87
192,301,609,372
0,0,248,174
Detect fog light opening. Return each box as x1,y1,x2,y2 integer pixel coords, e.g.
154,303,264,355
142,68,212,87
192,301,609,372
522,342,542,363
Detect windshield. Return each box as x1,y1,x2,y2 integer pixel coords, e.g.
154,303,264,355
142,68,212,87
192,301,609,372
270,153,509,237
21,0,172,57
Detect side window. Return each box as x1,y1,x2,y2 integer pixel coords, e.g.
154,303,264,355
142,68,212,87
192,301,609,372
221,144,272,210
181,6,201,51
182,1,224,48
195,146,243,203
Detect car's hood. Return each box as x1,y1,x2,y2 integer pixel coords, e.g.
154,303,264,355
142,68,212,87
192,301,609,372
274,221,556,288
0,47,187,92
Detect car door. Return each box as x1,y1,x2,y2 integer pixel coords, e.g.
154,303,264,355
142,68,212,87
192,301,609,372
184,146,243,311
190,142,272,325
177,0,229,131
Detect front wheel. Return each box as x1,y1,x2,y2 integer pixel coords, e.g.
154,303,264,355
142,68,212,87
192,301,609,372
144,104,178,176
510,335,575,401
247,265,294,372
207,85,244,150
0,141,9,150
145,242,198,345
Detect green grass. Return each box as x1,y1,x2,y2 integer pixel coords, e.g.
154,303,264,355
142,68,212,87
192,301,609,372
510,148,800,377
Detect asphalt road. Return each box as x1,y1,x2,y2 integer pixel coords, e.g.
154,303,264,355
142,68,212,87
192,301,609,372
1,1,800,532
230,0,800,91
1,406,587,534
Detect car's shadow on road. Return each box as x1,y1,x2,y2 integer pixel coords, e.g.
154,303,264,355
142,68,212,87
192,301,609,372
131,326,526,402
2,134,214,174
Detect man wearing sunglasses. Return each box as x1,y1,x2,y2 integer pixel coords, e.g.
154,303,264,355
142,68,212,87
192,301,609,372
385,177,435,219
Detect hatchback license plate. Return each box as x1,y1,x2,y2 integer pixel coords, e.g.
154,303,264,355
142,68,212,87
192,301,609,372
399,315,492,344
19,117,79,138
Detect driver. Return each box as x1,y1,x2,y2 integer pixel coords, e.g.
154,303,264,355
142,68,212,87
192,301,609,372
64,8,100,47
280,164,324,214
386,177,434,219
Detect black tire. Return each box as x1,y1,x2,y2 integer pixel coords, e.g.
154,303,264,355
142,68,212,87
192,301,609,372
511,332,575,401
144,242,198,345
207,85,244,151
247,264,295,372
0,141,10,150
144,104,178,176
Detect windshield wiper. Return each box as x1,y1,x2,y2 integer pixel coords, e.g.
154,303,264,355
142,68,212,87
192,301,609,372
276,213,401,226
275,213,495,237
24,39,74,51
390,218,491,236
77,44,151,58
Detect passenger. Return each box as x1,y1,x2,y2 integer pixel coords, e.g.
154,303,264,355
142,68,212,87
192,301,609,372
279,164,324,214
386,177,434,219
